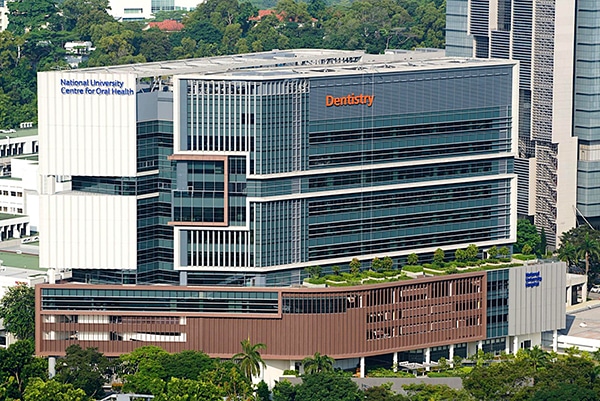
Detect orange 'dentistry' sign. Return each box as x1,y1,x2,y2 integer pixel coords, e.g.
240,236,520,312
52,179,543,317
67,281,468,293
326,93,374,107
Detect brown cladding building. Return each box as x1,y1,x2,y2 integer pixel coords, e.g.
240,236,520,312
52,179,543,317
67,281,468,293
36,272,486,360
36,262,567,384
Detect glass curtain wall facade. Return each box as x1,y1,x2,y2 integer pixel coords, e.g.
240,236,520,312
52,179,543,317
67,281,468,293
172,62,517,285
575,0,600,224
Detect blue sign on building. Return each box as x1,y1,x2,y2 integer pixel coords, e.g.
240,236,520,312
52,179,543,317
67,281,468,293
525,271,542,288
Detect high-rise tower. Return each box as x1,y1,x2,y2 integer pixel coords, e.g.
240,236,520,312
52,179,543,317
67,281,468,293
446,0,582,247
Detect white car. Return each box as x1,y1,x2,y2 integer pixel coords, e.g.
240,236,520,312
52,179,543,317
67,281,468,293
589,285,600,293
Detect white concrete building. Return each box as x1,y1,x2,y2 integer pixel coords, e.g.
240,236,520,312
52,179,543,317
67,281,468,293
446,0,600,247
108,0,200,21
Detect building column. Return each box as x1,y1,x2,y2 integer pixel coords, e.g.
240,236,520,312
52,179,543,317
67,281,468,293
582,282,588,303
477,340,483,350
48,357,56,378
553,329,558,352
449,344,455,365
566,286,572,306
392,352,398,372
359,357,365,378
513,336,519,355
506,336,511,354
425,347,431,371
290,360,295,371
179,271,188,286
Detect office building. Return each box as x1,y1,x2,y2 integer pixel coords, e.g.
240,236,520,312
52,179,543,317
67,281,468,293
108,0,199,21
445,0,600,247
38,49,518,286
36,261,567,385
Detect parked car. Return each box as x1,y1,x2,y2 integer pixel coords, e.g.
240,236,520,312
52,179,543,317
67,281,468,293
589,285,600,293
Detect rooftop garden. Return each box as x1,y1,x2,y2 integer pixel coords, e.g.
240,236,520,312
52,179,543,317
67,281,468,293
304,244,526,286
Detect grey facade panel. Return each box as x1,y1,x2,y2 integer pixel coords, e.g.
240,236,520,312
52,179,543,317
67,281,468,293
508,262,567,336
136,91,174,122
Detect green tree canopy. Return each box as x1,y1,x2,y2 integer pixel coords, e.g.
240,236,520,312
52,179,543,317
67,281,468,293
23,378,91,401
0,284,35,340
402,383,473,401
201,360,252,400
153,377,222,401
7,0,61,36
0,339,47,399
463,359,535,400
349,258,361,274
54,344,112,399
516,219,541,254
301,352,335,374
272,379,297,401
433,248,445,265
559,225,600,277
294,371,361,401
407,253,419,265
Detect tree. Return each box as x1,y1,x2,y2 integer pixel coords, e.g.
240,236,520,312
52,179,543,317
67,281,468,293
463,359,535,400
60,0,113,39
139,28,172,62
7,0,61,36
364,383,406,401
455,248,467,262
272,379,297,401
332,265,341,275
407,253,419,265
163,350,216,380
522,243,533,255
559,226,600,278
371,257,383,272
294,371,361,401
54,345,112,398
577,231,600,279
349,258,361,274
23,378,91,401
539,227,548,256
499,246,510,259
118,345,169,394
465,244,479,261
232,338,267,381
382,256,394,271
531,383,597,401
433,248,445,266
402,383,472,401
154,377,222,401
202,360,252,400
256,380,270,401
304,265,322,279
0,339,47,399
534,354,597,392
523,345,550,370
487,246,498,259
0,284,35,340
516,219,541,254
301,352,334,374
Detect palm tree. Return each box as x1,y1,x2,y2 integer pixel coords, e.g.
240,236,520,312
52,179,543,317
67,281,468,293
232,338,267,381
524,345,550,370
557,241,578,267
301,352,334,374
577,232,600,279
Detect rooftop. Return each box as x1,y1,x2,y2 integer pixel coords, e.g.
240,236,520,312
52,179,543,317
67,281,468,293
0,213,25,221
0,128,38,139
0,251,40,270
50,48,514,80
